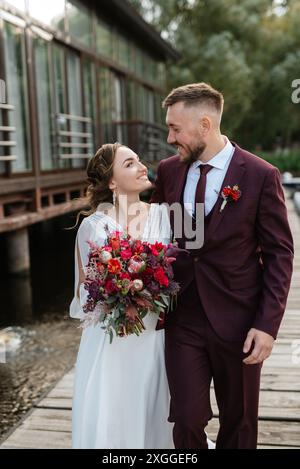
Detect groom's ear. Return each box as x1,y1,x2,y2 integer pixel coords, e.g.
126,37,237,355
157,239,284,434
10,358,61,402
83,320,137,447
200,116,211,134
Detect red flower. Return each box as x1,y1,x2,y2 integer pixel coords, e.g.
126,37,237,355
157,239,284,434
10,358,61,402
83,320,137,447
120,240,130,249
110,237,121,251
104,279,118,294
107,258,122,274
119,272,131,280
120,249,133,260
154,267,169,287
150,242,165,256
133,240,144,254
141,266,154,284
220,185,241,212
96,262,105,273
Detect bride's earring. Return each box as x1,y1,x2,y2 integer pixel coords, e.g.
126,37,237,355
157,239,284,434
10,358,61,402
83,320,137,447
112,189,117,206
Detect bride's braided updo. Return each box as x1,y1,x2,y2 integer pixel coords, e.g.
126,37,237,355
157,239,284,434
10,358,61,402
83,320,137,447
69,142,122,228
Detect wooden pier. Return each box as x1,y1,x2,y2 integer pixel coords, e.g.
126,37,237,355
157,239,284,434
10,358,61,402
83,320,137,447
1,197,299,449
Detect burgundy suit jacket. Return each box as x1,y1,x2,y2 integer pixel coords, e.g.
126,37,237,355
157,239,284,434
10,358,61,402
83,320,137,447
150,143,294,341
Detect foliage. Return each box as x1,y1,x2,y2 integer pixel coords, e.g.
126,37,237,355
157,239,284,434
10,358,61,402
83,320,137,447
129,0,300,152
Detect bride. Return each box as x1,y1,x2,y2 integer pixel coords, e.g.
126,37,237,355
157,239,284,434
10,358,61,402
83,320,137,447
69,142,214,449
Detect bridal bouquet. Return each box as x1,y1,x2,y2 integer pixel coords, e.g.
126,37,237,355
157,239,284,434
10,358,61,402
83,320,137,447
80,225,180,342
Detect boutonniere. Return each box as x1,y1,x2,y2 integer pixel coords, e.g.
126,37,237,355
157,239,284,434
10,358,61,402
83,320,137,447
219,185,242,212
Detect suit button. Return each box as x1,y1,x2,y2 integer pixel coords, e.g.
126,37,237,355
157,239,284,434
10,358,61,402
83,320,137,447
194,256,199,262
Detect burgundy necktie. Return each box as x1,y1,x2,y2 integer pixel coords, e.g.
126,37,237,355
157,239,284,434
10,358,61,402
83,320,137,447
193,164,213,217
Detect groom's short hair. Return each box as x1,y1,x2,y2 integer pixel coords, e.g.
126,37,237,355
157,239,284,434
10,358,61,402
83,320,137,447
162,82,224,113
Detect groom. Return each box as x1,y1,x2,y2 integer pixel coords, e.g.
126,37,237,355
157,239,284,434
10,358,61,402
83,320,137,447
150,83,294,449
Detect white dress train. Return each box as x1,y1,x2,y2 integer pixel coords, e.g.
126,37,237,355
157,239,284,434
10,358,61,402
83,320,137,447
70,203,215,449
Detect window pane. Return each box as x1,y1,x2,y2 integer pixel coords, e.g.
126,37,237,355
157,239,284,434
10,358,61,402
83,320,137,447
145,89,155,123
99,68,113,142
136,84,147,121
158,62,166,89
112,30,119,63
3,21,31,173
53,45,66,115
28,0,65,32
127,80,136,120
135,47,145,78
118,34,131,69
53,45,70,169
127,40,135,72
34,37,54,170
67,0,92,47
83,60,95,154
155,94,164,125
148,57,157,83
112,75,127,143
67,51,87,168
96,19,112,58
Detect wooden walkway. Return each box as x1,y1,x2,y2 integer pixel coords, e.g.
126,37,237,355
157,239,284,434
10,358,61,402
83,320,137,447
1,198,300,449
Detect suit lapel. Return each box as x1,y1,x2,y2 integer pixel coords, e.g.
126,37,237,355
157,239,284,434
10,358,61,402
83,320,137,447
171,146,246,248
174,158,190,203
203,144,246,244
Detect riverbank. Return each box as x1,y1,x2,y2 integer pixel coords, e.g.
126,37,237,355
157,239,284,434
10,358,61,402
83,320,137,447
0,314,81,439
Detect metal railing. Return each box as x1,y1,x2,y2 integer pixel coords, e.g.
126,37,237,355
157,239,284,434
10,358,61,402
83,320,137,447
0,103,17,162
55,113,94,159
113,120,175,162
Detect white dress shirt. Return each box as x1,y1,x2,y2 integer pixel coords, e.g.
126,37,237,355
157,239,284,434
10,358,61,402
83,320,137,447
183,136,235,217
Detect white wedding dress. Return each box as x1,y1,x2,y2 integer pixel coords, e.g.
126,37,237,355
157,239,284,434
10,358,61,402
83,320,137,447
70,203,215,449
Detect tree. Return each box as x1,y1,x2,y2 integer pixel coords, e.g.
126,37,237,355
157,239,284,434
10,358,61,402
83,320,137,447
129,0,300,150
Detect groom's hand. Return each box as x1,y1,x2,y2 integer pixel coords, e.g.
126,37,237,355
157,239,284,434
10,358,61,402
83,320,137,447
243,328,274,365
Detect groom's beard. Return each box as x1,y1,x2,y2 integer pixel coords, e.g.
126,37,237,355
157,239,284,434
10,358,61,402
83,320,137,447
177,142,207,165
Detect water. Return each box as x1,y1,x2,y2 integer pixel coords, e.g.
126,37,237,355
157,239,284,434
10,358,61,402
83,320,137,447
0,212,82,440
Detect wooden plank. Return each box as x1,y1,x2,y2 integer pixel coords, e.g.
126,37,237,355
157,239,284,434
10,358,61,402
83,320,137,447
210,389,300,420
21,408,71,432
36,397,72,409
1,409,72,449
260,373,300,392
1,428,71,449
206,418,300,447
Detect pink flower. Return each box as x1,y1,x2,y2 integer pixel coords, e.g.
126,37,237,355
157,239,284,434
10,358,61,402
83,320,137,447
132,279,143,291
120,249,133,260
128,258,146,274
120,240,130,249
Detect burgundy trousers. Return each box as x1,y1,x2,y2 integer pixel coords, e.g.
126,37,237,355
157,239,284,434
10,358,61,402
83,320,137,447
165,280,262,449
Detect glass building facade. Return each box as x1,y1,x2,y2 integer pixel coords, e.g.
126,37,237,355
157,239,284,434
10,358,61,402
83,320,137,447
0,0,173,177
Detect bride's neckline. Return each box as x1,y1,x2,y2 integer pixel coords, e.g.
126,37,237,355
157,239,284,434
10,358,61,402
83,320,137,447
96,203,153,240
